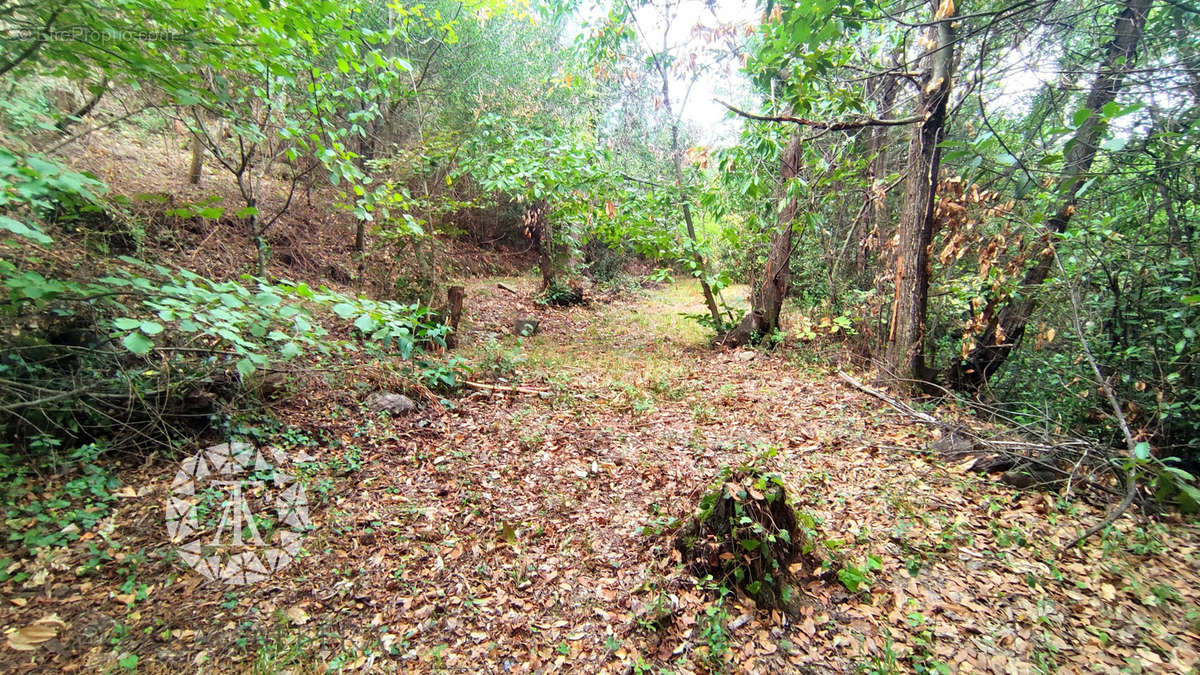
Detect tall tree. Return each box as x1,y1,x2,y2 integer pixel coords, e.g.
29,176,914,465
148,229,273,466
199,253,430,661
950,0,1155,392
615,0,725,331
884,0,958,388
859,53,902,276
724,132,803,345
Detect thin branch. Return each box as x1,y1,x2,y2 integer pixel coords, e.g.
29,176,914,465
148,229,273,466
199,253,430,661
715,99,925,130
1054,246,1141,548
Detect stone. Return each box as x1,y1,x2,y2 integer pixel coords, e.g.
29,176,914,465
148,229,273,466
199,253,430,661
366,392,416,414
736,350,756,362
513,316,540,337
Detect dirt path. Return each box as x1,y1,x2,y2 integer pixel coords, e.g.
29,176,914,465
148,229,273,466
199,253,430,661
2,279,1197,673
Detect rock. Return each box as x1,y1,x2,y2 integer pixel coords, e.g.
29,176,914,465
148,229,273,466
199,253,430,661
736,350,756,362
366,392,416,414
513,316,540,337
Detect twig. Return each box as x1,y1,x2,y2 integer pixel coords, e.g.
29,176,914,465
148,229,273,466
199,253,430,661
0,385,94,412
1069,482,1138,549
463,381,548,396
496,282,519,295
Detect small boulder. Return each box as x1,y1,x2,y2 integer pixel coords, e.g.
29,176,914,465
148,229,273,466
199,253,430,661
366,392,417,415
513,316,540,337
736,350,756,362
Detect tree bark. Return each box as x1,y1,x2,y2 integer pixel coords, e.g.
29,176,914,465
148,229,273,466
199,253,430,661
251,204,268,278
188,135,204,185
884,0,957,389
724,133,804,346
445,285,465,349
538,217,554,290
859,63,900,276
949,0,1153,392
524,202,554,290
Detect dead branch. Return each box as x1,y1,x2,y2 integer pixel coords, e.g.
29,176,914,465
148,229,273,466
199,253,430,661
463,380,548,396
838,371,1124,499
496,282,519,295
837,371,943,426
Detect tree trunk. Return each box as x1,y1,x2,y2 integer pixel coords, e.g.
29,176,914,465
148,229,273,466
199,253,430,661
538,216,554,290
884,0,957,389
251,204,268,278
949,0,1153,392
524,202,554,290
724,133,804,346
655,49,723,332
682,201,724,328
188,136,203,185
445,285,465,349
859,64,900,276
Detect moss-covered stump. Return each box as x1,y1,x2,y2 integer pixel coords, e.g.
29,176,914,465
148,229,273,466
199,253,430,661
674,468,813,611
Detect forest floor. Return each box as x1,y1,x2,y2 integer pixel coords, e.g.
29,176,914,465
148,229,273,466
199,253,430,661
2,277,1199,674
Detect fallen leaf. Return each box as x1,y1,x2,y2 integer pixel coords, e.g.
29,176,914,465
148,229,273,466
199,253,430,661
286,606,310,626
7,614,67,651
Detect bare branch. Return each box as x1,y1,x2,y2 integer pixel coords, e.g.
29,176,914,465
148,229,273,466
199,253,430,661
715,99,925,130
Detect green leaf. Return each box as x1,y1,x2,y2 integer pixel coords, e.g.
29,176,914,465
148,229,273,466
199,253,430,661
0,215,53,244
1072,108,1092,126
837,566,865,592
122,332,154,356
112,317,141,330
332,302,357,318
1163,467,1196,482
354,314,376,332
739,539,761,551
1176,482,1200,513
236,358,255,378
252,291,281,306
139,321,164,335
1100,136,1128,152
1133,441,1151,460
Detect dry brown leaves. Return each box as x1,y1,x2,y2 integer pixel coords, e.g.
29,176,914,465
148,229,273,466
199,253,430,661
0,278,1196,673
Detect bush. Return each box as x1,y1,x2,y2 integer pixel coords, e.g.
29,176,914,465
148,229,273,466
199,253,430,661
0,256,454,462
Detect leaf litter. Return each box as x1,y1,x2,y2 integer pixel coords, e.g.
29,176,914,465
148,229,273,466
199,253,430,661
0,278,1196,673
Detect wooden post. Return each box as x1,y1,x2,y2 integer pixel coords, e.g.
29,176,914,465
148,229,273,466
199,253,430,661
446,285,465,349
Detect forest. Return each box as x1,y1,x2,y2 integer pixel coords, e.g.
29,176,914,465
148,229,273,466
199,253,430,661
0,0,1197,671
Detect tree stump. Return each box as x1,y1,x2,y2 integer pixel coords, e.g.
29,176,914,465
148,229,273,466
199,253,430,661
675,467,814,612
